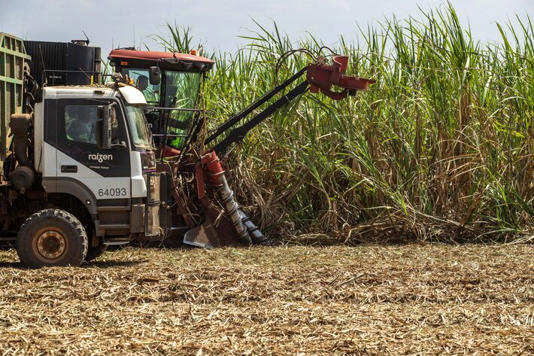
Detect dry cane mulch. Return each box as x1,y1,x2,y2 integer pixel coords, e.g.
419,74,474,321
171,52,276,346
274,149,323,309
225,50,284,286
0,244,532,355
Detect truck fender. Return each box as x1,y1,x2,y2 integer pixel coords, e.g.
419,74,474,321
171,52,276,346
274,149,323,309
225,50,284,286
42,177,97,215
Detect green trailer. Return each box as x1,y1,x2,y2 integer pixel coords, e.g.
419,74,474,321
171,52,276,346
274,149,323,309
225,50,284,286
0,33,30,162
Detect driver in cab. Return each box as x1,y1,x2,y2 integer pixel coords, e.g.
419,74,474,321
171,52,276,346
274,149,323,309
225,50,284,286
136,75,159,103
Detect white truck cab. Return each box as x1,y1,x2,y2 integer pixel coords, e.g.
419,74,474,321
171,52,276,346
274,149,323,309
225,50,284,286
4,83,161,266
37,86,151,202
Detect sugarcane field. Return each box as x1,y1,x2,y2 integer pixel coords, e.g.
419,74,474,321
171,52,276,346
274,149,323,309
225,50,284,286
0,244,532,354
0,0,533,354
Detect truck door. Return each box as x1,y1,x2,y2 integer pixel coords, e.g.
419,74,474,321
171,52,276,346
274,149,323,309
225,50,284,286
53,99,131,202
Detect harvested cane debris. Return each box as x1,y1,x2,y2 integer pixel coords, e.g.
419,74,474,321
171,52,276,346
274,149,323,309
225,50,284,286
0,244,532,355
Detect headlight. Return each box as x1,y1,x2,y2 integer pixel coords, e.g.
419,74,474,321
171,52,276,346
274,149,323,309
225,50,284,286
141,150,156,172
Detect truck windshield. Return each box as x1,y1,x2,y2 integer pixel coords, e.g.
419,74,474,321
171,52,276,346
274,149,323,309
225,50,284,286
125,105,152,149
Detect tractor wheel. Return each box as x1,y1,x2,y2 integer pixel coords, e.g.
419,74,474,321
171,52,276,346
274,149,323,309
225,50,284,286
16,209,88,267
85,235,107,262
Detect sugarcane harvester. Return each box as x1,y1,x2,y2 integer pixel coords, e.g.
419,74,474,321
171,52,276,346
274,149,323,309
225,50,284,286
109,49,374,248
0,31,374,266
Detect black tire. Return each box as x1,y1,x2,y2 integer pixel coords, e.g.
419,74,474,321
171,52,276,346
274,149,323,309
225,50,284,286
16,209,88,267
85,235,107,262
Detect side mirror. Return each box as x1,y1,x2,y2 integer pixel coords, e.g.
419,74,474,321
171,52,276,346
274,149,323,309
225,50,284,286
96,104,113,150
149,66,161,85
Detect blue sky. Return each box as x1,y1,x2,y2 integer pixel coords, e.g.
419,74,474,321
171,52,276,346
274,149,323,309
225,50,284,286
1,0,532,57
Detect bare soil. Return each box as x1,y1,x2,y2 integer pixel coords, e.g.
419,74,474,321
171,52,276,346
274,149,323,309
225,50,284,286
0,244,532,355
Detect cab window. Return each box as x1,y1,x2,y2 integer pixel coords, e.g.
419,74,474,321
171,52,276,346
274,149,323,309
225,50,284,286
122,68,160,104
64,104,122,145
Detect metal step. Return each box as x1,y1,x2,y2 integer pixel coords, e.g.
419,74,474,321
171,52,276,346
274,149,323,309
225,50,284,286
98,224,130,230
97,206,130,212
102,238,131,246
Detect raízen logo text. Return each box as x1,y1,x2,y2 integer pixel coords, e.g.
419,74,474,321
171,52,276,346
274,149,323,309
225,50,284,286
88,153,113,163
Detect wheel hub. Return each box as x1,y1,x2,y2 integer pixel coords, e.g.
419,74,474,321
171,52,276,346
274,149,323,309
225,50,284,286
36,230,67,260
